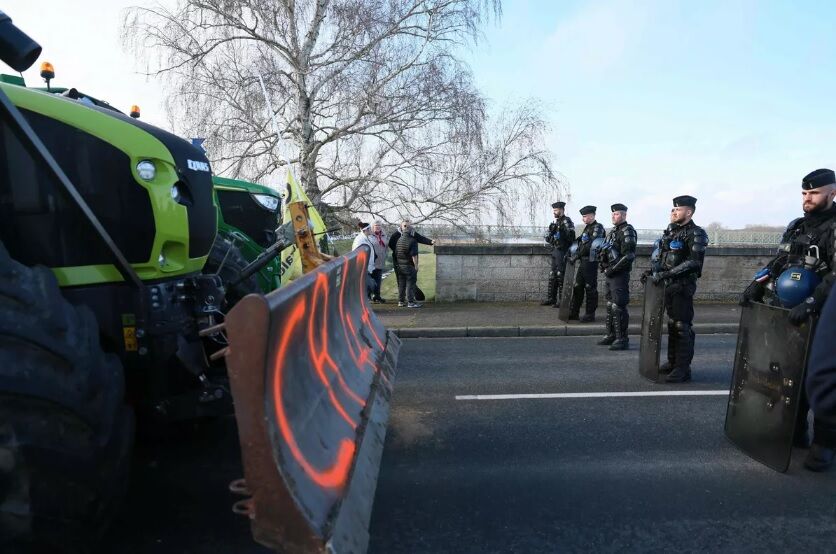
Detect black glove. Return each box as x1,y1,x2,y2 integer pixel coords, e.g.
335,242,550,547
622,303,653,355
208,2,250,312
739,281,762,307
788,297,817,326
651,271,668,285
639,270,651,284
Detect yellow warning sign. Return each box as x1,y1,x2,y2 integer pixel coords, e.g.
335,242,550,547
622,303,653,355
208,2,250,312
123,326,138,352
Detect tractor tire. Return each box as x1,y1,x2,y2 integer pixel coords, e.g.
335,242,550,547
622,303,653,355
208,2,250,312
0,242,133,553
203,232,260,308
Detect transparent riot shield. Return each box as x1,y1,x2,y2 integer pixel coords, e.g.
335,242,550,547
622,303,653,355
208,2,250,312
638,279,666,382
724,302,814,472
558,258,577,322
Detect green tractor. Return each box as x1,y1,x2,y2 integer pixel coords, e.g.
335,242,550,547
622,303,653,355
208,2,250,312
208,176,283,300
0,13,234,551
24,75,286,301
24,84,287,301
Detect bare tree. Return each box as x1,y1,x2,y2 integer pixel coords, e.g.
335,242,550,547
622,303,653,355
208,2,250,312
123,0,564,224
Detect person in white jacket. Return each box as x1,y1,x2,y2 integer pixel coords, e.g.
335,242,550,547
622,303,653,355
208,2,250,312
352,222,377,298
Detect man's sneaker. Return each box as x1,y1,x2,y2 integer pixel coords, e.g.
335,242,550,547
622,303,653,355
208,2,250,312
407,302,423,308
398,302,407,307
374,297,387,304
580,314,595,323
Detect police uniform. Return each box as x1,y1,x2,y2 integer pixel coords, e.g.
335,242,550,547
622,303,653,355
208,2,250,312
740,168,836,469
651,195,709,383
597,203,637,350
542,201,576,307
806,268,836,471
741,169,836,321
569,206,605,322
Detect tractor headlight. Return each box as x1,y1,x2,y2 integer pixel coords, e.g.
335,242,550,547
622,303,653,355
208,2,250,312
136,160,156,181
170,184,181,202
252,193,280,212
158,253,166,267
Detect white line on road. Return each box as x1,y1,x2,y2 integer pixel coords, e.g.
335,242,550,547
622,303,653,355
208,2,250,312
455,390,729,401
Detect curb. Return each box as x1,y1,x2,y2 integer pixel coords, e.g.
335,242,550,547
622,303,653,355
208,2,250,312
393,322,738,339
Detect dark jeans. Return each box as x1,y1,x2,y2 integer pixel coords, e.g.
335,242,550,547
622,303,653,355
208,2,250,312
806,291,836,446
397,265,417,303
371,269,383,298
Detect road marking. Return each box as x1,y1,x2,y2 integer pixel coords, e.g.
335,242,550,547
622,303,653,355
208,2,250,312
455,390,729,401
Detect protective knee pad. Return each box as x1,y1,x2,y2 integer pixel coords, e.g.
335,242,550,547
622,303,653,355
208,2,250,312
673,320,692,335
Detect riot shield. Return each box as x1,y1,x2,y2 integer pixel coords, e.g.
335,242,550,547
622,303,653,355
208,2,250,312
724,302,814,473
638,279,666,382
558,258,577,322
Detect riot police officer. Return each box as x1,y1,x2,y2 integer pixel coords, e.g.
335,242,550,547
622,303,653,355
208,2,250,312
542,201,575,307
644,196,709,383
568,205,605,322
806,271,836,471
740,168,835,322
597,204,637,350
740,168,836,465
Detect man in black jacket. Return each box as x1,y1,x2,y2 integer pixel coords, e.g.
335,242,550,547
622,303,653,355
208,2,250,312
389,220,434,307
806,274,836,471
738,168,836,468
569,206,605,322
740,168,836,324
643,195,709,383
542,201,575,307
598,203,637,350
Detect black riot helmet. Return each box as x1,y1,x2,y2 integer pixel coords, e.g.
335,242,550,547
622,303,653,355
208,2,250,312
0,11,41,72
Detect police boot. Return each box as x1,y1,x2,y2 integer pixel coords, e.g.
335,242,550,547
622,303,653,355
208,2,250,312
597,302,615,345
665,321,692,383
581,286,598,323
609,305,629,351
659,320,677,374
541,273,558,306
804,444,835,472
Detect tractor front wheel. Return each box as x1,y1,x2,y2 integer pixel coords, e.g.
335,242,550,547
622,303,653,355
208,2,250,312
0,242,133,552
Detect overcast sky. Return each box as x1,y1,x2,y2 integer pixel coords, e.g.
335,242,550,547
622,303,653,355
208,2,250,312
3,0,834,229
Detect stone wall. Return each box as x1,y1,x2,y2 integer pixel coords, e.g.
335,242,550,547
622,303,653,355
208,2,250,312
435,244,776,303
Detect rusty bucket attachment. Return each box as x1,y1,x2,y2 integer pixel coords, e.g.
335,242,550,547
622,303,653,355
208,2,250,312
225,246,400,553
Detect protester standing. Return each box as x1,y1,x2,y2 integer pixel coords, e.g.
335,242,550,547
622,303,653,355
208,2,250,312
370,221,388,303
393,222,422,308
352,221,377,299
389,219,434,303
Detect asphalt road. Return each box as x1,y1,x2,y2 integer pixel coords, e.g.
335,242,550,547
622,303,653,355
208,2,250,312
368,335,836,553
99,335,836,552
